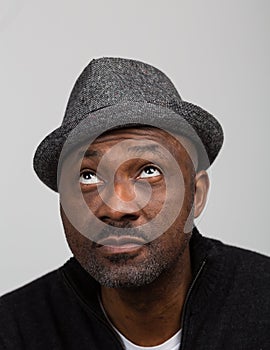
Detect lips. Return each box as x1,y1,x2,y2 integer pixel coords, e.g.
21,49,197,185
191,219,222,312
96,235,146,254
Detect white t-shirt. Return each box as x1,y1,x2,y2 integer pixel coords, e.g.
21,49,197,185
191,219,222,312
99,295,182,350
114,326,181,350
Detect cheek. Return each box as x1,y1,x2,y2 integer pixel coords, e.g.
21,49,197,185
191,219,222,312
82,189,104,212
134,183,167,219
60,183,106,239
61,207,94,258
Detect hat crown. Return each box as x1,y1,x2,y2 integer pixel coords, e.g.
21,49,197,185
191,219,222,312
33,56,224,192
63,57,182,125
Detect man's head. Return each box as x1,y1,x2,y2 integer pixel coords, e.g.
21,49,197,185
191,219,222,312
33,57,223,288
59,125,209,288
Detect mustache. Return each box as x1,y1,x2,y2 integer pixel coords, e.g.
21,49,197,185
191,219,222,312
92,221,149,243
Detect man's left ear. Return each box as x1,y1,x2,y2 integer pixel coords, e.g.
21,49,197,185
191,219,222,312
194,170,210,218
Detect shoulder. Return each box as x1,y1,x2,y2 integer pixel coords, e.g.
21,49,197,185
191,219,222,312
1,264,63,305
206,235,270,306
0,260,79,349
0,259,82,323
211,236,270,275
191,228,270,279
191,231,270,348
0,266,62,348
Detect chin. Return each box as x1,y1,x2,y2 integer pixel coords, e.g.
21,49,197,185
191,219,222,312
81,248,174,289
91,265,161,289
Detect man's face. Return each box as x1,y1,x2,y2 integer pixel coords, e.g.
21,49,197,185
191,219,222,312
59,127,199,288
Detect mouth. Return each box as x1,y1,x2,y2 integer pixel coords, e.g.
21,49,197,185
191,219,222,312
96,235,146,254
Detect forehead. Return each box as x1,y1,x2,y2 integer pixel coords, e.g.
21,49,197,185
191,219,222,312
91,126,197,167
65,126,198,172
84,126,197,156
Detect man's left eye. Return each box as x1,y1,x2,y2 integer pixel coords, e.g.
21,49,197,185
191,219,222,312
138,166,161,179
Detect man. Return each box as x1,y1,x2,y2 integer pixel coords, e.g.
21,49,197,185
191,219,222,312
0,57,269,349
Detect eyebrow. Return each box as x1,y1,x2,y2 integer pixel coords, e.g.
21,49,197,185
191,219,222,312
77,144,164,160
77,149,102,159
127,144,164,157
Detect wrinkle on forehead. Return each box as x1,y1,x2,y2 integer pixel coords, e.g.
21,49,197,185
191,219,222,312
69,126,199,173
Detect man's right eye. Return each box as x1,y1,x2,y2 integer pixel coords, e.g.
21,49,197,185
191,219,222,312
79,171,102,185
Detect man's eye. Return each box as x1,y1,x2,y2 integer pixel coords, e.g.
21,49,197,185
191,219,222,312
79,171,102,185
138,166,161,179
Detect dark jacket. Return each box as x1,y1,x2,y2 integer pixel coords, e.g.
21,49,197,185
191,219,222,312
0,228,269,350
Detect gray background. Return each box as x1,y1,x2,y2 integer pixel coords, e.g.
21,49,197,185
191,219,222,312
0,0,269,295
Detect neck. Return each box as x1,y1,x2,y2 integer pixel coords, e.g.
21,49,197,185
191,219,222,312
101,246,192,347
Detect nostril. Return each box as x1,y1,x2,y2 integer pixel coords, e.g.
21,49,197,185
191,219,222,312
124,214,139,221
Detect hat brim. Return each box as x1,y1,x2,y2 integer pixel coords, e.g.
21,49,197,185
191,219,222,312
33,101,223,192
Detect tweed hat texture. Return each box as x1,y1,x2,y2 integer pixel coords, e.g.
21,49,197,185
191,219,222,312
33,57,224,192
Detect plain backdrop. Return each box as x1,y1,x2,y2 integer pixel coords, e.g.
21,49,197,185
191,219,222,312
0,0,269,295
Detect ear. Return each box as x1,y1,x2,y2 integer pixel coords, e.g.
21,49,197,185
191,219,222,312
194,170,210,218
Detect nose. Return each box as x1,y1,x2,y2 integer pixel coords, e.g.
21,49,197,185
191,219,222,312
96,179,141,223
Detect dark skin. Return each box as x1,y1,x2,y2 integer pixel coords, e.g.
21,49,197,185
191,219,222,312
100,247,191,346
60,127,209,346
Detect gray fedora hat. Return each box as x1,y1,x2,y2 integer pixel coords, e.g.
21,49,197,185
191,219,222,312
33,57,224,192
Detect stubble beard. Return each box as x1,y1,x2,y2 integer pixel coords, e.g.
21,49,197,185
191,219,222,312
83,228,190,289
